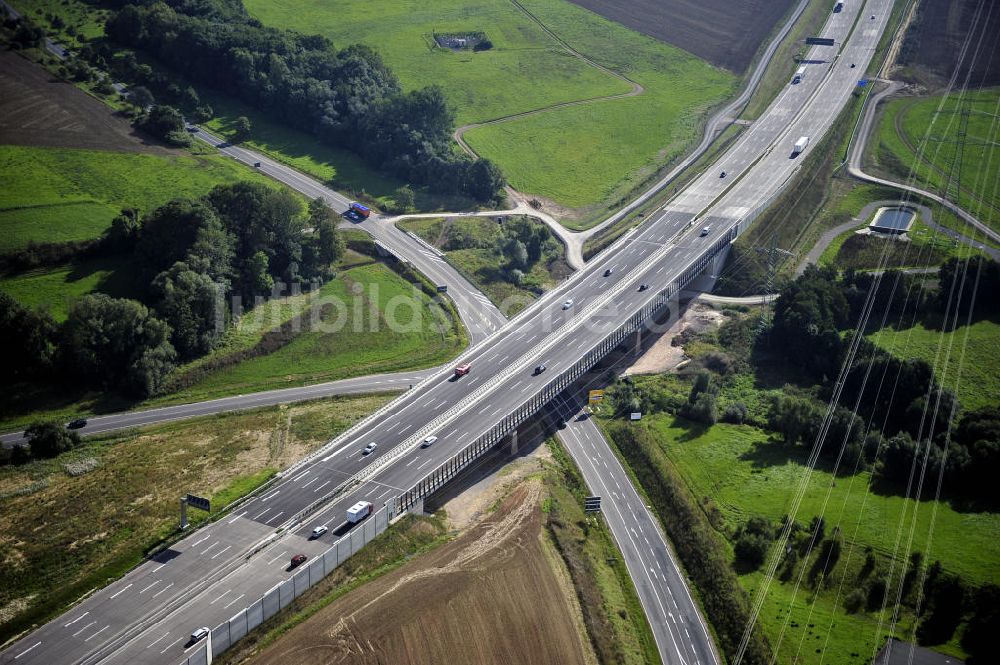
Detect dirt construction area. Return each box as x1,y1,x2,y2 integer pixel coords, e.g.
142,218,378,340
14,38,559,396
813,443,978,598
625,298,727,374
0,51,171,153
247,480,592,665
566,0,795,73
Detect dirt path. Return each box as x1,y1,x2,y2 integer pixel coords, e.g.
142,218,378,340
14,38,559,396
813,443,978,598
247,480,592,665
452,0,644,160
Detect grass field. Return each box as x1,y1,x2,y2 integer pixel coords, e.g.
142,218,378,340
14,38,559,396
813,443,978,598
0,256,140,320
0,394,391,642
0,145,278,251
868,317,1000,414
12,0,110,42
166,259,465,403
238,0,733,217
618,415,995,662
872,88,1000,235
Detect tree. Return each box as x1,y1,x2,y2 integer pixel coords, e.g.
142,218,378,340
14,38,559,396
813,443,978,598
245,251,273,296
304,199,344,278
136,199,225,282
233,115,252,142
191,104,214,123
128,84,154,110
102,207,141,251
62,295,177,396
152,262,226,359
25,421,81,459
393,185,415,213
0,293,57,381
463,157,505,202
140,105,188,145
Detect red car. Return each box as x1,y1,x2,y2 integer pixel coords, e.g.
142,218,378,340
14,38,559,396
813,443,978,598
290,554,307,568
454,363,471,377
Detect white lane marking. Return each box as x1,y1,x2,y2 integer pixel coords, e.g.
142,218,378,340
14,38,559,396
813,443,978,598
267,511,285,524
260,490,280,502
290,470,311,482
201,542,220,556
253,508,271,520
416,458,433,470
84,625,109,642
109,584,133,599
301,476,319,488
266,550,288,565
434,399,448,410
14,642,41,658
160,637,183,654
223,593,245,609
72,621,96,637
64,611,89,627
191,536,210,548
211,590,232,605
139,580,161,594
314,480,331,493
227,511,248,524
152,582,174,598
152,563,166,573
445,428,458,438
211,545,233,560
406,457,418,467
146,634,169,649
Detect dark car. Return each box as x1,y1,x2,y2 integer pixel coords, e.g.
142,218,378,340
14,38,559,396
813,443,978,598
720,170,727,178
603,267,614,277
290,554,307,568
253,161,261,168
638,284,649,292
533,364,546,375
67,418,87,429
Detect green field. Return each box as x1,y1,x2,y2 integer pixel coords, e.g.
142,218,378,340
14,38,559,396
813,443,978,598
868,317,1000,413
873,88,1000,235
0,394,390,642
627,416,995,662
242,0,734,217
464,0,735,215
167,259,464,402
0,256,140,320
0,145,277,251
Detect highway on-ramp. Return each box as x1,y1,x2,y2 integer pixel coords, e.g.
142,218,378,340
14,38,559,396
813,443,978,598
0,3,891,664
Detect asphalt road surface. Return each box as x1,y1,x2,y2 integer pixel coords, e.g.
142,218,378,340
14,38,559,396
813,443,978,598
0,2,891,664
0,370,433,446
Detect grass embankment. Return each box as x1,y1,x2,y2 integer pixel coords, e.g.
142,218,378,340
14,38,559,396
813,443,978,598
11,0,109,42
0,394,391,643
0,145,277,252
0,250,465,431
239,0,732,219
399,215,570,315
871,88,1000,235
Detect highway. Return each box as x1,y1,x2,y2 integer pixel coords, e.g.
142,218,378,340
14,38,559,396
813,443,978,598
0,2,891,664
552,392,719,665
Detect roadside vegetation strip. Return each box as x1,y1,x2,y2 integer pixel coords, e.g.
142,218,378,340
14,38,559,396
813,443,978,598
0,145,279,252
0,394,391,644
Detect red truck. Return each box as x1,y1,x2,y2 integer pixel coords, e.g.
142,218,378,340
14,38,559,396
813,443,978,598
454,363,471,377
348,202,371,220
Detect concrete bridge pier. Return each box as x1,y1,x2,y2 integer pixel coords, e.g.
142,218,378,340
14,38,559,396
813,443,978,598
509,429,519,455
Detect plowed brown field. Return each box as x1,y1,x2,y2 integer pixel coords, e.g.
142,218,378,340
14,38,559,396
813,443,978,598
0,51,172,153
565,0,795,73
247,482,589,665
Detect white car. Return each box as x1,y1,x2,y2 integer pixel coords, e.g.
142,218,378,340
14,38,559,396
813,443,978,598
562,299,574,310
311,525,328,539
190,627,210,643
700,226,711,236
362,442,377,455
421,435,438,448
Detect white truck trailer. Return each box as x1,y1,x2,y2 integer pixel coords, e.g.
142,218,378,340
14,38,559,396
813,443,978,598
791,136,809,156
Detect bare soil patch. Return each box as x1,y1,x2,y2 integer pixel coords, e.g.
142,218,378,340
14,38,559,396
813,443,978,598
625,299,727,374
565,0,795,73
0,51,173,153
247,481,590,665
